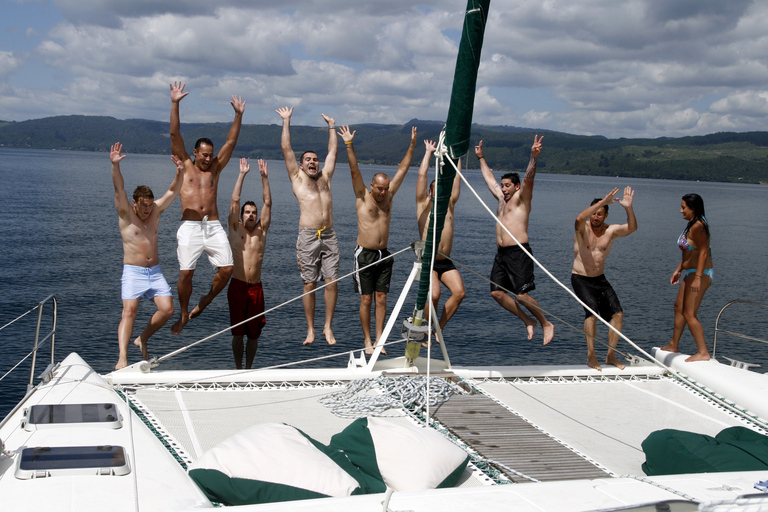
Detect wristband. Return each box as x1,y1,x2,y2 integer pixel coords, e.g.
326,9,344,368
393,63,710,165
345,141,353,145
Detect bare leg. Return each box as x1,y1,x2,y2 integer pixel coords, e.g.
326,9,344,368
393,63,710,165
584,315,600,370
606,311,625,369
360,293,374,354
245,336,258,369
323,279,337,345
516,293,554,345
190,266,233,319
171,269,194,335
302,281,317,345
232,335,244,369
374,291,387,355
682,275,711,362
117,299,139,370
438,270,465,331
133,295,174,361
661,283,687,353
491,290,537,340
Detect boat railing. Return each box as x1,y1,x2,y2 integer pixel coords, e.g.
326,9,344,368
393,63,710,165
712,300,768,364
27,295,58,391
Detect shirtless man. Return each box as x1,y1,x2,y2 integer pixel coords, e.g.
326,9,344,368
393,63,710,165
572,187,637,370
169,82,245,335
416,139,465,332
111,142,183,370
476,136,555,345
340,125,417,354
277,106,339,345
227,158,272,369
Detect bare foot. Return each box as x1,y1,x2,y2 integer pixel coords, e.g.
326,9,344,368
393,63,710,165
542,322,554,346
685,352,711,362
587,354,602,371
133,337,149,360
115,357,128,370
170,314,188,335
524,318,537,341
302,330,315,346
324,327,336,345
659,343,678,353
189,294,208,319
364,340,373,355
375,343,387,356
606,355,626,370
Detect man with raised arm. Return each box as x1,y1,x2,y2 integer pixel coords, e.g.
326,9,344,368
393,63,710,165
476,136,555,345
572,187,637,371
169,82,245,335
416,140,466,333
340,125,417,355
276,106,339,346
111,142,184,370
227,158,272,369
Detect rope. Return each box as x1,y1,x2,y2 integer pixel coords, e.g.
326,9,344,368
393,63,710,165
0,304,40,332
0,338,48,383
319,375,466,419
155,245,413,364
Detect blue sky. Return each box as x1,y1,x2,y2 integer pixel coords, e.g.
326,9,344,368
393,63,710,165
1,0,767,138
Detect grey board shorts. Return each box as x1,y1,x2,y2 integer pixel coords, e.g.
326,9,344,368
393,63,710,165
296,227,340,283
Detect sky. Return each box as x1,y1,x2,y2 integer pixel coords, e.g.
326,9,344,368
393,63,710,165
1,0,767,138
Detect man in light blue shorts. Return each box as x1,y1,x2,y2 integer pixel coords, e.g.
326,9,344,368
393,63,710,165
111,143,184,370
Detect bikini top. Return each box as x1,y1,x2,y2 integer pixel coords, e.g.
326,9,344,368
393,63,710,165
678,217,709,252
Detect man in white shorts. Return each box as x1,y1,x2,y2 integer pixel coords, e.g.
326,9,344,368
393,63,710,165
111,142,183,369
169,82,246,334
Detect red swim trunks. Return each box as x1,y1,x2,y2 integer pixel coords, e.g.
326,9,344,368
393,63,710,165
227,278,266,338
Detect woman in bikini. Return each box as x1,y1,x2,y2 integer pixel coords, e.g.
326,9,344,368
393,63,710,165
661,193,713,362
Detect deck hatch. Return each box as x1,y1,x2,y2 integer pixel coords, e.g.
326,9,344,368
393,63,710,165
23,403,122,430
15,445,131,479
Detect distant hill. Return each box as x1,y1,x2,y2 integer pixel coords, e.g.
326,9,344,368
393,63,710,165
1,115,767,183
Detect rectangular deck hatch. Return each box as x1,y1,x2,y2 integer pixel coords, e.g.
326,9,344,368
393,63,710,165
23,403,122,430
16,446,130,479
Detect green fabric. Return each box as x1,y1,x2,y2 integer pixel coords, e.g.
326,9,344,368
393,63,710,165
188,468,329,506
438,454,472,488
327,418,386,492
642,426,768,476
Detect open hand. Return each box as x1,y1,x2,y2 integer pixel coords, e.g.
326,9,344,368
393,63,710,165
170,81,189,103
110,143,126,164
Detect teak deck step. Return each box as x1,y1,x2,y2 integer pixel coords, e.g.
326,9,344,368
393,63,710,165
432,394,609,482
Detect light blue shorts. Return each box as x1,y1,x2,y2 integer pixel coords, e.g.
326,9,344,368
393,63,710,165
121,264,172,301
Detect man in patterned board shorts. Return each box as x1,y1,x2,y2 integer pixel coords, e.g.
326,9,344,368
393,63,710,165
227,158,271,369
572,187,637,371
339,125,417,354
168,82,245,335
277,106,340,346
110,143,183,370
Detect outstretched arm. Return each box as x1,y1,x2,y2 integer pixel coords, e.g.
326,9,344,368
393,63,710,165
416,139,437,203
155,155,185,213
389,126,417,196
276,106,300,180
214,95,246,172
321,113,338,180
229,158,249,230
612,186,637,237
519,134,543,202
575,188,618,232
475,140,501,200
339,126,366,199
259,159,272,233
169,82,191,161
451,158,462,204
111,142,131,218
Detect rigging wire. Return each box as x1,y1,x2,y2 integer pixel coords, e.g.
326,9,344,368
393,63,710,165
0,304,39,332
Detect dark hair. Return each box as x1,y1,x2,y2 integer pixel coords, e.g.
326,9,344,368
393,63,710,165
682,193,709,237
133,185,154,202
194,138,214,150
300,150,318,162
240,201,257,219
501,172,520,186
590,197,608,213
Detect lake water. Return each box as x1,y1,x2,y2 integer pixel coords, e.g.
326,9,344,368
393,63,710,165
1,147,767,417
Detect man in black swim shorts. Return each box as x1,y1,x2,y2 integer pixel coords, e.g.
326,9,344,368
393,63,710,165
572,187,637,371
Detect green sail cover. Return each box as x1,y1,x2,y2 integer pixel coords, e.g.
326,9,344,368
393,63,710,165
416,0,490,311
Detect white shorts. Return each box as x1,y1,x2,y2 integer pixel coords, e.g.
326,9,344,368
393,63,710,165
177,218,234,270
121,265,172,301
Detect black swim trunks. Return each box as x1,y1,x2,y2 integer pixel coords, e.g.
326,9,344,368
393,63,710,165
353,246,393,295
431,258,457,278
490,243,535,295
571,273,622,321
